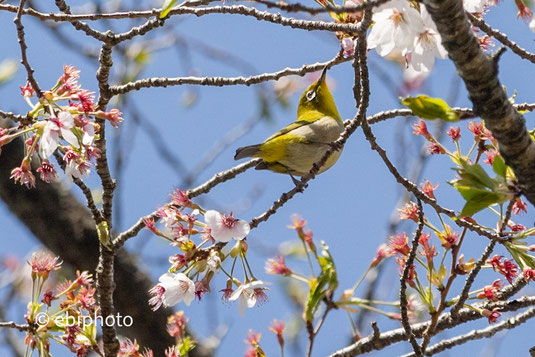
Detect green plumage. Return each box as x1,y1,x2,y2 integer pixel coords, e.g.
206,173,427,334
234,68,344,177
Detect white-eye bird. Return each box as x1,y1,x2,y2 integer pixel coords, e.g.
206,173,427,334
234,67,344,177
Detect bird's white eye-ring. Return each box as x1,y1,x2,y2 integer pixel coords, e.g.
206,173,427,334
306,90,316,101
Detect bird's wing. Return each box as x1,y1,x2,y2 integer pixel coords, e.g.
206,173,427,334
267,115,343,144
264,119,314,142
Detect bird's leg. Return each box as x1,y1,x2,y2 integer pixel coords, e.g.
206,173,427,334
287,171,307,192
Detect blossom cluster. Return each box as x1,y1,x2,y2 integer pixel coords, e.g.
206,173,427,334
23,252,99,356
373,117,535,324
3,66,123,188
264,215,426,333
145,189,270,317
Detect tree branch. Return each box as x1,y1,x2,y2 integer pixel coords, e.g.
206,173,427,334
403,306,535,356
109,54,351,95
467,12,535,64
328,295,535,356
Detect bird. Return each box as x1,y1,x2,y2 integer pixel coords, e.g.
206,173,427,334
234,67,344,180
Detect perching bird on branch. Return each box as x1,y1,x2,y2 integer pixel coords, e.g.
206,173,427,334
234,67,344,178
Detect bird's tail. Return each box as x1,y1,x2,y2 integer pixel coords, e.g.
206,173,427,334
234,144,261,160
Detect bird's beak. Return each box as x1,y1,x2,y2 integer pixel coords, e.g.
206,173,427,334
314,66,328,91
318,66,328,85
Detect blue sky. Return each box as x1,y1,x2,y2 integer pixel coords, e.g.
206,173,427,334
1,0,535,356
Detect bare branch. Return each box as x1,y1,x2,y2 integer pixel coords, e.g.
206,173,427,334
450,198,516,318
53,152,104,223
251,0,390,14
0,109,26,123
54,0,110,41
13,0,42,97
112,159,261,248
403,306,535,356
0,321,31,332
328,296,535,356
109,54,351,95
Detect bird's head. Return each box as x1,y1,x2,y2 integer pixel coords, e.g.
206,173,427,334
297,67,341,121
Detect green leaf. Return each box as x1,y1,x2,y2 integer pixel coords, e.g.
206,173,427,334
179,336,197,354
492,154,507,178
160,0,178,18
304,275,328,322
451,159,514,216
400,95,459,122
459,192,503,216
304,242,338,322
505,242,535,269
457,159,496,190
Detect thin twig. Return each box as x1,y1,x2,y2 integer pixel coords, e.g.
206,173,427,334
400,199,424,356
251,0,390,14
53,152,104,223
0,321,31,332
110,54,351,95
54,0,110,42
468,12,535,64
13,0,42,98
0,110,26,123
449,238,498,318
111,159,261,248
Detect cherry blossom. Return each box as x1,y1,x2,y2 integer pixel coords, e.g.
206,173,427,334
229,280,270,316
410,5,448,73
40,111,80,159
149,272,195,310
204,210,250,243
206,250,221,273
10,161,35,189
368,0,424,56
463,0,488,13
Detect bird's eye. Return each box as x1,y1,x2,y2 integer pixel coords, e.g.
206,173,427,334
306,90,316,101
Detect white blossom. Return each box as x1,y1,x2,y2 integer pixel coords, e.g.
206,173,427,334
206,250,221,273
82,123,95,146
157,272,195,307
463,0,488,13
410,5,448,73
64,160,90,185
204,210,250,243
368,0,424,56
229,280,270,316
40,111,79,158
